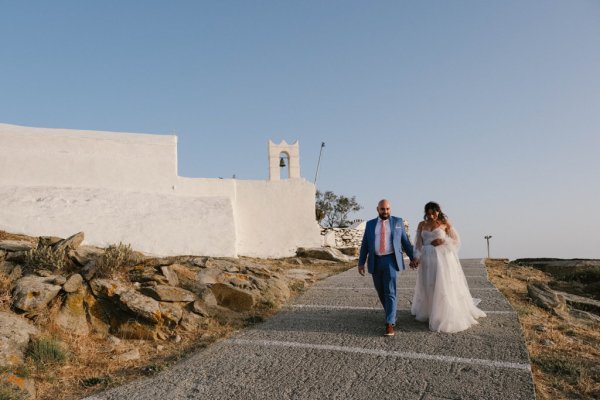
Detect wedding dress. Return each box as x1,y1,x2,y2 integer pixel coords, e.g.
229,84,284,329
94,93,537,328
411,225,486,333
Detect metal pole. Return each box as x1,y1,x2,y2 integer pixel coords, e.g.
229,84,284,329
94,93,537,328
484,235,492,258
314,142,325,185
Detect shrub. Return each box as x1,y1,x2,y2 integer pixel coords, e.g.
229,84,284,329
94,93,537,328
0,385,27,400
95,243,136,278
532,355,581,379
24,245,68,272
25,337,67,365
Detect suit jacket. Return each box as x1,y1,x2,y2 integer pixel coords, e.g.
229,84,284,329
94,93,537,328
358,216,415,274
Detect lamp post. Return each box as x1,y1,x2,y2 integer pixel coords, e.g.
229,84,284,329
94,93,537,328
314,142,325,187
484,235,492,258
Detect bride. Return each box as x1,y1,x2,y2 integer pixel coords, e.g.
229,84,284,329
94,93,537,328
411,201,486,333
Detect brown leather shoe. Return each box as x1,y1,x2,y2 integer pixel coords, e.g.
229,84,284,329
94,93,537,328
384,324,395,337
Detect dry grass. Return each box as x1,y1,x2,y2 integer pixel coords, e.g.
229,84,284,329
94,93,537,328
486,259,600,400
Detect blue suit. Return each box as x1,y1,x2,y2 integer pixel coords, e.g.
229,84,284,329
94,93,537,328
359,216,415,325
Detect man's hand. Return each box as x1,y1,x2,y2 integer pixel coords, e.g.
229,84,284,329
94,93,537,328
431,238,444,246
358,265,365,276
409,259,419,269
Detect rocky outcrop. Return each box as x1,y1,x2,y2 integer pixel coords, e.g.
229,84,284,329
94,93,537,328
0,229,346,365
527,281,600,321
296,247,355,262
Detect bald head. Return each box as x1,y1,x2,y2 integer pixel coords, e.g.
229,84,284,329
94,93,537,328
377,199,391,220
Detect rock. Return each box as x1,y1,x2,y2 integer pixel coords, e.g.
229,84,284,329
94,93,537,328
63,273,84,293
527,281,563,311
0,311,40,366
338,247,359,256
52,275,67,285
89,278,126,298
116,320,158,340
56,286,90,335
69,245,104,266
219,272,253,289
196,268,222,285
264,276,291,304
541,339,555,347
159,302,183,326
81,260,99,280
0,261,22,283
286,268,316,283
84,293,111,336
0,372,37,399
170,264,218,296
108,335,121,345
569,308,600,323
556,291,600,315
205,258,239,271
117,289,161,323
196,286,218,307
0,240,34,252
140,285,196,302
180,311,208,331
128,265,161,284
296,247,355,262
160,265,179,286
38,236,63,247
52,231,85,252
11,275,62,312
211,283,256,311
35,269,53,277
534,324,546,332
115,348,140,362
192,300,210,317
243,263,275,278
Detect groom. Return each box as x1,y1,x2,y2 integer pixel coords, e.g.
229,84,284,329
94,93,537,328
358,199,417,336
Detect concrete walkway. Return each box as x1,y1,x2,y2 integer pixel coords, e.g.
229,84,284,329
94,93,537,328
87,259,536,400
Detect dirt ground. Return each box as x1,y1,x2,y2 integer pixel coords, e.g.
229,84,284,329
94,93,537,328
485,258,600,400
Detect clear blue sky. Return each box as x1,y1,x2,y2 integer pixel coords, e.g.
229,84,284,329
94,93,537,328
1,1,599,259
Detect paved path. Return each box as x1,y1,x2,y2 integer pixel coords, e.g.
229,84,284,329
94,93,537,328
87,259,536,400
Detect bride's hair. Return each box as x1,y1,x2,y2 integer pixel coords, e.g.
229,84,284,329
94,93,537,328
424,201,447,223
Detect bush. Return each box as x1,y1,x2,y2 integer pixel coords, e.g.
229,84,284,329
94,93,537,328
532,355,581,379
25,337,67,365
24,246,68,272
0,385,27,400
95,243,136,278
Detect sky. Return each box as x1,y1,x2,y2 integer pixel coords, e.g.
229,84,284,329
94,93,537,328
1,1,599,260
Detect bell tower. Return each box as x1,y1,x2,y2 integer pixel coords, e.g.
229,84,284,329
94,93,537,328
268,140,300,180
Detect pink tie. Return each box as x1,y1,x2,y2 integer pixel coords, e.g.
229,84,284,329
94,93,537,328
379,220,386,254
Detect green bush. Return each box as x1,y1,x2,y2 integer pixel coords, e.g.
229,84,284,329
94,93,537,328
25,337,67,365
95,242,136,277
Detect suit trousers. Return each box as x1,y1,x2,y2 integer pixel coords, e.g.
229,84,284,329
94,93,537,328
371,254,398,325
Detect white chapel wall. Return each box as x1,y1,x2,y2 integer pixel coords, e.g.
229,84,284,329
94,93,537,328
0,123,177,192
0,123,321,257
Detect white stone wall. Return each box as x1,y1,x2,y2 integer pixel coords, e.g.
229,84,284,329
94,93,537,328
0,123,321,257
0,123,177,192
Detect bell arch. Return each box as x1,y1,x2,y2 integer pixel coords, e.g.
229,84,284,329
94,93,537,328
268,140,300,180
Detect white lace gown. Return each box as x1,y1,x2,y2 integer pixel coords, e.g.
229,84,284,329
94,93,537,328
411,226,486,333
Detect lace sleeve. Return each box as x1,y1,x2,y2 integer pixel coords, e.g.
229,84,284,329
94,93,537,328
445,220,461,253
414,221,424,259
